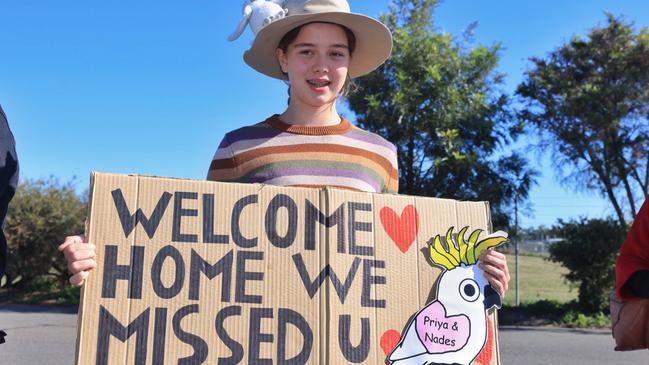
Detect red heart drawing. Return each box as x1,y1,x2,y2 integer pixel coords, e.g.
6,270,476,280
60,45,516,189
380,205,419,253
380,329,401,356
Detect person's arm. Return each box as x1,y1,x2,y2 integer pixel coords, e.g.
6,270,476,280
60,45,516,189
625,270,649,299
207,134,238,182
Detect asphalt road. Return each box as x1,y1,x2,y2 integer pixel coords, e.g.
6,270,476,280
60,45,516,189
499,326,648,365
0,305,647,364
0,305,78,364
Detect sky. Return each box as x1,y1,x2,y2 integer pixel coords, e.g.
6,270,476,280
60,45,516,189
1,0,647,228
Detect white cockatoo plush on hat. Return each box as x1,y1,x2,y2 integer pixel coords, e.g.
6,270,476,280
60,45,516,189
389,227,508,365
228,0,287,41
228,0,313,41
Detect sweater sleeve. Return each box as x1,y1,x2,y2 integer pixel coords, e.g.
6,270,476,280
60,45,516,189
616,198,649,300
206,134,239,182
386,165,399,194
384,143,399,194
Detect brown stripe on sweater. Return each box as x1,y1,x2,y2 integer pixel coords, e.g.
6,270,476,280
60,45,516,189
231,144,397,179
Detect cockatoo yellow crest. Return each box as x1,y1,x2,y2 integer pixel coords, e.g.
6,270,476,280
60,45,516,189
428,228,508,270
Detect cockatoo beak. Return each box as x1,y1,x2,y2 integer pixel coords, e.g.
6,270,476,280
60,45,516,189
483,284,502,310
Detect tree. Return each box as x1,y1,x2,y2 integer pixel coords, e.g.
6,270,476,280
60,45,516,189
499,154,540,238
346,0,536,228
517,14,649,227
3,178,87,289
548,217,627,313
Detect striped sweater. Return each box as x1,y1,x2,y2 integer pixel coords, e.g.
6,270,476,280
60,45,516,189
207,114,399,194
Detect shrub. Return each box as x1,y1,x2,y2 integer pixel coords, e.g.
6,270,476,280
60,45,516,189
2,178,87,290
561,311,610,328
548,218,627,313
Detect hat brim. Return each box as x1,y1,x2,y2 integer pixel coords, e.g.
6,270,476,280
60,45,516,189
243,12,392,80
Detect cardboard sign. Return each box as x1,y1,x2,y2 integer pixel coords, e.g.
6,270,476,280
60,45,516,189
75,173,500,365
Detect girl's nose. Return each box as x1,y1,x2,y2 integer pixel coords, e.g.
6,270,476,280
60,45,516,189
312,55,328,73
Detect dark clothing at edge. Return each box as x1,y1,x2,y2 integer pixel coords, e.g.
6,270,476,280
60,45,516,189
0,105,18,277
627,270,649,298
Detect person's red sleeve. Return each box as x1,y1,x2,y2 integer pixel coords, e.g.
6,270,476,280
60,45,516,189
616,198,649,300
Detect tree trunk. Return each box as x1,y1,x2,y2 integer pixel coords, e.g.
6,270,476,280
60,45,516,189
629,164,648,198
610,131,637,217
599,174,627,227
585,146,627,226
621,174,637,218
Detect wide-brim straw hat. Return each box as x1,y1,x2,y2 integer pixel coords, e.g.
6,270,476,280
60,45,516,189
243,0,392,80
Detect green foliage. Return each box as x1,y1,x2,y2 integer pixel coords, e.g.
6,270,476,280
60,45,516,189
561,310,609,328
499,299,573,326
3,178,87,290
500,299,609,328
517,14,649,226
55,283,82,305
548,217,627,313
513,299,573,318
346,0,536,229
12,276,82,304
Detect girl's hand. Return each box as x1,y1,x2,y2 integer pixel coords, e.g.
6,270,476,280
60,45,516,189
478,249,510,297
58,235,96,286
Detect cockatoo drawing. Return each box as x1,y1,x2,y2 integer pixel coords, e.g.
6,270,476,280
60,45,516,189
389,227,508,365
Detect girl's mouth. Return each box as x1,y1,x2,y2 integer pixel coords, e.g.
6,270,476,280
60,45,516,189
307,79,331,88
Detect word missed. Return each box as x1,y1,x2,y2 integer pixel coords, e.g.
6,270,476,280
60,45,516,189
97,304,373,365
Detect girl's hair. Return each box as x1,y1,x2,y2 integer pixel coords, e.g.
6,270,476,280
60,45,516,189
277,22,357,104
277,22,356,55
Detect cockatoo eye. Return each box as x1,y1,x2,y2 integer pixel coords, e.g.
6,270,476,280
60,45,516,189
459,278,480,302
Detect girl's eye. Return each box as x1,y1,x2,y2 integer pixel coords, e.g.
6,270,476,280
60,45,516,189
300,50,314,56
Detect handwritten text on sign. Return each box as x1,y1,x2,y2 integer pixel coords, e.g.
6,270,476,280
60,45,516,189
97,189,395,364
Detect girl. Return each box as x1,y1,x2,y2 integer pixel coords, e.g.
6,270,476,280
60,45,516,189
59,0,510,296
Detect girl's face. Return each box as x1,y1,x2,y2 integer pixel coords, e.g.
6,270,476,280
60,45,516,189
276,22,351,110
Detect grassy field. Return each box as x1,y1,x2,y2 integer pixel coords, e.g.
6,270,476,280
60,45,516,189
502,253,577,306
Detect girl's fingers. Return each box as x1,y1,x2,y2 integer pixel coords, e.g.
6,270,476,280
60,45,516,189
479,249,510,296
480,261,508,285
481,250,510,277
68,258,97,275
483,271,506,297
62,243,96,261
58,235,83,252
60,234,92,286
69,271,89,286
480,250,507,268
67,246,96,262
